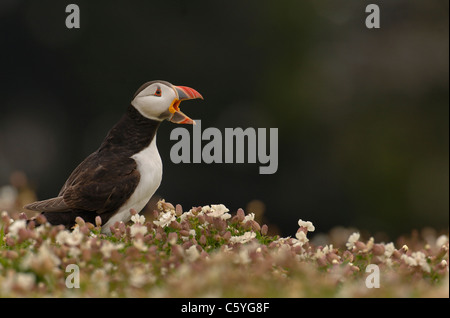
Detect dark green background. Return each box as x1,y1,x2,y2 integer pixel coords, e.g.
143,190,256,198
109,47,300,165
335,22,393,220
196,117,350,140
0,0,448,238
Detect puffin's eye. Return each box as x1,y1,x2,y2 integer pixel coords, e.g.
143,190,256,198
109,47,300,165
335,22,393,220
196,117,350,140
154,88,162,97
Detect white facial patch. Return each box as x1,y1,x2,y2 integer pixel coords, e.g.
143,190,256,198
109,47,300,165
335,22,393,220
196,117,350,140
131,83,177,121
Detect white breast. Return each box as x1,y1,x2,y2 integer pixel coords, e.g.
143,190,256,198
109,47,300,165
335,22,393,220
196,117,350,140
102,136,162,233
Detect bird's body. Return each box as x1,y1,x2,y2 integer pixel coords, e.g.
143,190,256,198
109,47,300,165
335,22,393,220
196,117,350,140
102,130,163,231
25,80,202,233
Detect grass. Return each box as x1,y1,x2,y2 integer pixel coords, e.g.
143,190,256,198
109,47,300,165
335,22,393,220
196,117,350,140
0,201,448,297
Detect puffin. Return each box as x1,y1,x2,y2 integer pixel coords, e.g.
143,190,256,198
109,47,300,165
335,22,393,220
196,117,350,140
24,80,202,234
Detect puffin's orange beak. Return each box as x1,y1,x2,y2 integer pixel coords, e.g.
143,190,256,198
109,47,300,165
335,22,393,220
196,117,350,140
169,85,203,125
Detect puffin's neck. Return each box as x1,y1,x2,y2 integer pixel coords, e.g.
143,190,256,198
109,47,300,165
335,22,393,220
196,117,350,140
99,105,161,156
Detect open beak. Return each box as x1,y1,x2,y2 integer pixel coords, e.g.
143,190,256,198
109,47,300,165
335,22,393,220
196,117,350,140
169,85,203,125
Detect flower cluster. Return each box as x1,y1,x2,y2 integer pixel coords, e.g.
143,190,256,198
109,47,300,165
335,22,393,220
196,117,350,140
0,203,448,297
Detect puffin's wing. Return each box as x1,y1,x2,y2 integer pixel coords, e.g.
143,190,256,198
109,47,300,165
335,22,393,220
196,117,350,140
60,156,140,214
25,153,140,215
24,196,70,212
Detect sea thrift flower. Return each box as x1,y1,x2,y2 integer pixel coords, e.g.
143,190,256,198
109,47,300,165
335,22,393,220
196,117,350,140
372,244,385,256
1,211,13,225
436,235,448,247
21,242,61,272
314,244,334,259
168,232,178,245
157,199,175,212
298,219,315,232
412,252,431,273
130,223,148,237
230,231,256,244
75,217,85,227
361,237,375,253
0,201,448,297
235,208,245,222
206,204,232,220
15,272,35,290
95,215,102,227
100,241,124,258
153,211,176,228
401,252,431,272
243,213,255,223
261,224,268,235
133,238,148,252
179,210,193,223
235,249,251,264
129,264,155,288
131,214,146,225
55,227,83,246
384,242,395,258
346,232,360,250
6,219,27,238
295,231,309,246
175,204,183,216
186,245,200,262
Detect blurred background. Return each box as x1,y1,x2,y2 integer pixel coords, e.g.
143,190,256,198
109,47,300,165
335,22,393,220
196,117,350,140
0,0,448,239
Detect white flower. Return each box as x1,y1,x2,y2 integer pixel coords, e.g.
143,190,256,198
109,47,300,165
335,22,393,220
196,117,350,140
68,246,81,258
153,211,175,228
21,242,61,270
55,231,69,246
179,210,194,223
323,244,333,254
272,243,291,260
185,245,200,262
130,223,148,237
129,264,155,288
298,219,315,232
235,249,251,264
346,232,360,250
401,251,431,272
221,245,233,253
230,231,256,244
133,238,148,252
55,227,83,246
90,269,109,295
15,272,35,290
1,211,13,224
365,237,374,252
273,237,291,245
401,254,416,266
314,244,334,259
6,219,26,238
207,204,231,220
100,241,124,258
131,214,145,224
384,242,395,258
436,235,449,247
1,272,36,293
295,231,309,245
201,205,212,214
413,252,431,272
157,199,175,212
243,213,255,223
